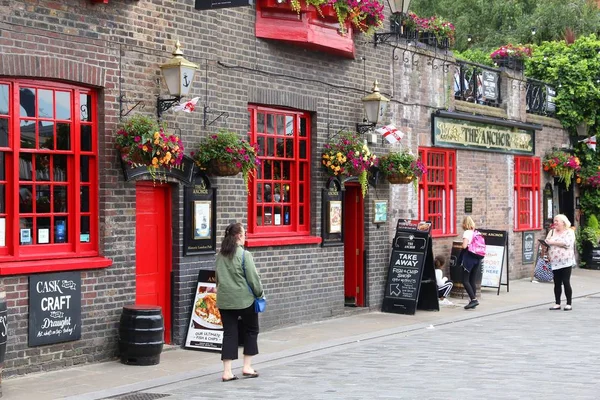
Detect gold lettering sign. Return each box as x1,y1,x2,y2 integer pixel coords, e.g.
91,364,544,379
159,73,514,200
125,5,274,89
433,116,534,155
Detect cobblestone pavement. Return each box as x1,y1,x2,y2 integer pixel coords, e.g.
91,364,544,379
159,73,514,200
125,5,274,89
129,295,600,400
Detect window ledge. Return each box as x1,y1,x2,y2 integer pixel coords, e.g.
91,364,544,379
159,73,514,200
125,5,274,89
0,256,112,276
245,236,322,248
431,233,458,239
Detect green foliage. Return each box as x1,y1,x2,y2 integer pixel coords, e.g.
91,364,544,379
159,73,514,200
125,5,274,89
115,115,162,150
453,49,495,67
527,35,600,134
577,214,600,254
410,0,599,52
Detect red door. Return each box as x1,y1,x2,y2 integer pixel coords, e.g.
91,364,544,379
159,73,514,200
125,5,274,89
343,184,365,306
136,182,172,343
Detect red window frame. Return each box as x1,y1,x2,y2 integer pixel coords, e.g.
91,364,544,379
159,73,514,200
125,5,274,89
0,79,110,275
418,147,456,237
514,156,541,231
246,105,320,247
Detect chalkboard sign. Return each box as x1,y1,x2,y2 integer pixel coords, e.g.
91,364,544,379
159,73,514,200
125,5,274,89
382,220,439,315
482,70,499,101
522,231,535,264
479,229,509,295
464,198,473,214
546,85,556,113
29,272,81,346
184,270,223,352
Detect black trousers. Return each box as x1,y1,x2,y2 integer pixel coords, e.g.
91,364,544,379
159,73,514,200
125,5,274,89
552,266,573,306
220,305,259,361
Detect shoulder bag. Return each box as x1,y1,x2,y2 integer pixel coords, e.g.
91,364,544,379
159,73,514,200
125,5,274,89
242,250,266,313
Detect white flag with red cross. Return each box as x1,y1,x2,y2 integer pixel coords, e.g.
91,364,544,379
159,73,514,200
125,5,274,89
375,124,404,144
173,97,200,113
580,135,597,151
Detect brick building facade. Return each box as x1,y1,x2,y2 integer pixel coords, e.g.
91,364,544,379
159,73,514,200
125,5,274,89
0,0,570,377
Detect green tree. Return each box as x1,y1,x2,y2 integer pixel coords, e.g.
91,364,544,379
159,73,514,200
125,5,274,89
409,0,599,52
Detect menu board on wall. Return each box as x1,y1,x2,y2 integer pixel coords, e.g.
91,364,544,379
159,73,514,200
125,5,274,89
29,272,81,346
479,229,509,295
382,220,439,315
184,270,224,352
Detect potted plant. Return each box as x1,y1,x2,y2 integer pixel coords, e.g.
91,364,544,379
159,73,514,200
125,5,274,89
378,149,427,190
577,214,600,269
542,150,580,187
192,130,260,192
322,131,377,197
420,15,455,49
115,115,185,183
490,44,532,71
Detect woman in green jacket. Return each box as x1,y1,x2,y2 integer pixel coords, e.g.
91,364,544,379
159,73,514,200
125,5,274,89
216,222,264,382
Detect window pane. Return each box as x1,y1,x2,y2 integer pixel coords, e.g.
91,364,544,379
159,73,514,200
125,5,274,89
38,89,54,118
256,206,263,226
80,216,90,242
299,140,306,159
80,186,89,212
54,186,68,213
54,217,67,243
0,152,4,180
267,137,274,156
56,91,71,120
81,125,92,151
56,123,71,150
36,217,51,244
285,116,294,136
19,218,33,245
0,84,8,115
299,184,304,202
257,113,265,133
282,161,290,179
19,153,32,180
284,206,291,225
264,160,272,179
257,136,265,157
284,139,293,158
299,206,304,224
264,206,273,225
19,185,33,213
263,183,273,202
300,117,307,137
0,119,7,147
0,185,4,214
35,154,51,181
55,155,68,182
39,121,54,150
80,93,92,122
276,138,284,157
276,115,284,135
266,114,274,135
80,155,89,182
20,88,36,117
36,185,51,213
20,119,35,148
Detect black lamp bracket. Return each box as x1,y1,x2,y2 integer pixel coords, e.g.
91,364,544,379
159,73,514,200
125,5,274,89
356,121,375,135
203,105,229,128
157,95,182,118
119,95,144,119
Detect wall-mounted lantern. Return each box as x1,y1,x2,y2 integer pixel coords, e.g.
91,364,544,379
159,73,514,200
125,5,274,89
157,41,199,118
356,80,389,134
373,0,412,47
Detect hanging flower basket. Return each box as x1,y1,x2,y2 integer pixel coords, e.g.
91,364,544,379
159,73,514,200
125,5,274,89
210,160,242,177
542,150,580,188
192,130,260,193
387,173,414,184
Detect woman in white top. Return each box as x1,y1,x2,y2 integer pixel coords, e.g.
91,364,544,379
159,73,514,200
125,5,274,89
545,214,576,311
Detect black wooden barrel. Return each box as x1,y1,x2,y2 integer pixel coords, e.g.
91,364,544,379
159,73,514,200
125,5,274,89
0,284,6,398
118,305,163,366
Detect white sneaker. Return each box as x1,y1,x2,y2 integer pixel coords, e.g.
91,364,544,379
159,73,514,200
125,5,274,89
439,298,454,306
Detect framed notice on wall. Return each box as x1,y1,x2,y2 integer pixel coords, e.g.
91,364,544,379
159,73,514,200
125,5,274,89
321,177,344,247
184,173,217,255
